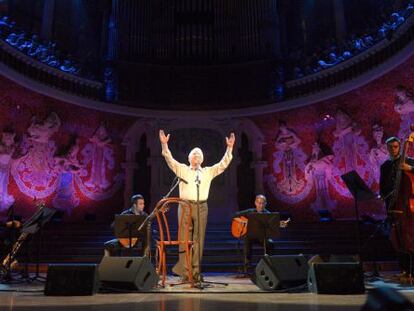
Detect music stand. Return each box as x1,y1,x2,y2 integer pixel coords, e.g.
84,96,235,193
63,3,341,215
21,206,56,282
341,171,376,268
22,207,56,234
246,213,280,255
114,215,147,254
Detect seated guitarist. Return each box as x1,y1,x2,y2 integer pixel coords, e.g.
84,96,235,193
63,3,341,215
104,194,151,257
234,194,289,272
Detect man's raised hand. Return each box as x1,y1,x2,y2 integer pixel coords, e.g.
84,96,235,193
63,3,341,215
159,129,170,144
226,133,235,148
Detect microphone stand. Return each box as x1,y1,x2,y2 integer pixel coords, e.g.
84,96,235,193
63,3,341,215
194,169,228,289
194,170,204,289
30,210,46,283
361,218,388,280
362,190,399,280
136,176,182,259
236,222,248,277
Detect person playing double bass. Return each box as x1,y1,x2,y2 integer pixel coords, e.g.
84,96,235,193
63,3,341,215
380,136,414,278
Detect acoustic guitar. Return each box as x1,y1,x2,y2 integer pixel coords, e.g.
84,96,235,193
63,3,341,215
231,216,248,238
231,215,290,239
118,238,138,248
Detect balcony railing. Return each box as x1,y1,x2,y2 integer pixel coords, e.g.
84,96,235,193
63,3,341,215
284,12,414,100
0,40,104,100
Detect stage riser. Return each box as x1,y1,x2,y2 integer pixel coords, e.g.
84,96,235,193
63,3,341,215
2,221,396,271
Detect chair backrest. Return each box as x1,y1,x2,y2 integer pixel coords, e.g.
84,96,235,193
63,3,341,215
153,197,193,244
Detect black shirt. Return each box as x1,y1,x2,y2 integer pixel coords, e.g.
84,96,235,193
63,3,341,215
380,156,414,210
234,208,271,217
120,208,148,217
111,207,149,229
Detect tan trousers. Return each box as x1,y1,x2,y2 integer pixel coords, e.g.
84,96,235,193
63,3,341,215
172,201,208,280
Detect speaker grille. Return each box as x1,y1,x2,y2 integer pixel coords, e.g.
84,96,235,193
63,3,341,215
308,262,365,294
253,255,308,291
44,264,99,296
99,256,159,291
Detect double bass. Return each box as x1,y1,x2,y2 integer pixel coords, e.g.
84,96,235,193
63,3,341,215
388,130,414,256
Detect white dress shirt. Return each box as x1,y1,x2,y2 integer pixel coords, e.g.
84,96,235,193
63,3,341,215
161,145,233,201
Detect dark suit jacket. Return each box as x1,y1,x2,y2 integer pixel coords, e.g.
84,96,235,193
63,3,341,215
380,156,414,210
234,208,271,217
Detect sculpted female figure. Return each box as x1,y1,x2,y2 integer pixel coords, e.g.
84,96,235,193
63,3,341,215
305,142,336,211
12,112,61,199
0,130,16,210
267,120,312,204
394,85,414,139
82,124,114,190
369,124,388,184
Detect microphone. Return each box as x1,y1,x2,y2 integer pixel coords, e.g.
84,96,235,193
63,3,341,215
195,168,201,185
178,177,188,184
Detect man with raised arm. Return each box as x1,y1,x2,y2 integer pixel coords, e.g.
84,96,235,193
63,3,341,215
159,129,235,282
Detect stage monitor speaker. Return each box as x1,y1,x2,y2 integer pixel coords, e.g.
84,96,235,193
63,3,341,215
44,264,99,296
99,256,159,291
252,254,308,291
308,254,359,265
308,262,365,294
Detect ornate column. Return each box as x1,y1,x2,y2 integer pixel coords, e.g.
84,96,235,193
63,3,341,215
238,118,266,196
122,133,138,208
147,154,164,206
225,129,240,218
121,161,138,208
252,160,268,194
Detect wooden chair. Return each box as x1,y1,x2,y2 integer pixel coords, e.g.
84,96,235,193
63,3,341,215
154,197,194,287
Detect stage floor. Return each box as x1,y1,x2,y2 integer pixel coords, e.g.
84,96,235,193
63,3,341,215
1,273,414,311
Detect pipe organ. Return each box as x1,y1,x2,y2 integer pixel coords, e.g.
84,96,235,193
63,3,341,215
112,0,280,64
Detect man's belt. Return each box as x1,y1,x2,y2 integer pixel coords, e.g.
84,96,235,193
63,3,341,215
187,200,208,204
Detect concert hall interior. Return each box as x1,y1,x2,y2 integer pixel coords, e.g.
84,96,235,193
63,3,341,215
2,0,414,310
